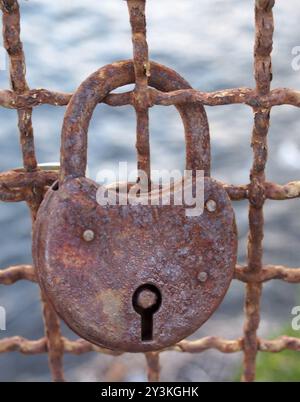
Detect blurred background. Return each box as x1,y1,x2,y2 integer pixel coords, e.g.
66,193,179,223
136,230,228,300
0,0,300,381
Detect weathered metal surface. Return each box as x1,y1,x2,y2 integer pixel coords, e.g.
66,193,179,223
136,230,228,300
59,60,210,179
33,176,237,352
242,0,274,382
0,0,37,171
33,52,237,352
1,0,300,383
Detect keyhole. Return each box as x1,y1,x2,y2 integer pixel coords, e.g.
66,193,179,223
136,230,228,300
132,284,162,342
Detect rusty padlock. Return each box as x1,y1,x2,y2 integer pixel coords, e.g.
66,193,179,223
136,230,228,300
33,60,237,352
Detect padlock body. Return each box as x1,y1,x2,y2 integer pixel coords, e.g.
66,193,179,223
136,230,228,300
33,177,237,352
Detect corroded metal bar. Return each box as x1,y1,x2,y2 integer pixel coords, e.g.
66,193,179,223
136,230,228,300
0,187,27,202
149,87,300,109
145,352,160,382
127,0,151,184
0,88,133,108
2,264,300,287
259,336,300,352
1,87,300,110
172,337,243,354
27,175,65,381
235,265,300,283
0,265,36,284
0,0,37,171
41,292,65,382
63,338,123,356
2,335,300,356
1,168,299,202
0,168,57,204
243,0,274,383
0,336,123,356
0,169,57,189
60,61,211,179
0,336,47,354
264,181,300,200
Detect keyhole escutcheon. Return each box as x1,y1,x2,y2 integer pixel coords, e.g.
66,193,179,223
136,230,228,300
132,284,162,342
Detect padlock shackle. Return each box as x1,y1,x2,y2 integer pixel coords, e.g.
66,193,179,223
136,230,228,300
60,60,211,182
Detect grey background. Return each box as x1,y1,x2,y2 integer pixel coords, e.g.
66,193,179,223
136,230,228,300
0,0,300,381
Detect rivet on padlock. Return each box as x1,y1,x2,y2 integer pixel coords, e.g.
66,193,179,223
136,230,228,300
206,199,217,213
83,230,95,242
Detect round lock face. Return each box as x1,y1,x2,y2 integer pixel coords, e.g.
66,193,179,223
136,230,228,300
33,177,237,352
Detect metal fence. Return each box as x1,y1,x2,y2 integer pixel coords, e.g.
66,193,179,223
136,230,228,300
0,0,300,382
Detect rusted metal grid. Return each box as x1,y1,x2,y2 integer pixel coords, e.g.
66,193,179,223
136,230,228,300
0,0,300,382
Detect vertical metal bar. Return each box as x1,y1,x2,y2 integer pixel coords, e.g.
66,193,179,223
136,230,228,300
127,1,159,380
27,186,65,382
0,0,64,382
0,0,37,171
41,292,65,382
242,0,274,382
145,352,160,382
126,0,151,186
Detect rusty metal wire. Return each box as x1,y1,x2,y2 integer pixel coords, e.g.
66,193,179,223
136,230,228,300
0,0,299,382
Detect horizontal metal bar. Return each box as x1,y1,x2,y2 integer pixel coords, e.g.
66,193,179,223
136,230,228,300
1,334,299,356
1,169,299,202
0,169,57,189
0,88,131,109
0,86,300,110
149,87,300,109
235,265,300,283
0,336,122,356
0,265,36,284
2,264,300,287
169,337,243,354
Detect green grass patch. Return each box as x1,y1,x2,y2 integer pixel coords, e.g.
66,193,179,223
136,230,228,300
235,326,300,382
256,326,300,382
